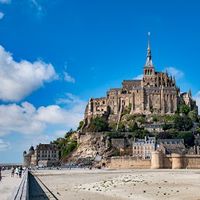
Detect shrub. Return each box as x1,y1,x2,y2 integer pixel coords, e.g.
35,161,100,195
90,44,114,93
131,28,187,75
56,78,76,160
88,116,109,132
77,121,84,130
174,115,193,131
188,110,198,122
177,131,194,147
61,140,77,157
180,104,190,115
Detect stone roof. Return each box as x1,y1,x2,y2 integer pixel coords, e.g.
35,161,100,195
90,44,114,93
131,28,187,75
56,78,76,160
36,144,58,151
157,139,186,155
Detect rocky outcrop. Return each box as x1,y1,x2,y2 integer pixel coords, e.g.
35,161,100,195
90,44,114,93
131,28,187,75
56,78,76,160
66,132,111,165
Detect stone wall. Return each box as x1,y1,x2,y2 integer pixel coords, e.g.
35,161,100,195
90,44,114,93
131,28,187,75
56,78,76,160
107,153,200,169
183,155,200,169
107,156,151,169
152,151,200,169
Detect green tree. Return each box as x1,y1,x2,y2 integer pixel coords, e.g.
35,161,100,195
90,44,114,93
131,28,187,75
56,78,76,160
180,104,190,115
64,129,74,138
162,123,173,131
152,115,159,122
61,140,77,157
177,131,194,147
188,110,198,122
136,115,146,124
174,115,193,131
128,122,139,132
89,116,109,132
77,121,84,130
117,122,126,132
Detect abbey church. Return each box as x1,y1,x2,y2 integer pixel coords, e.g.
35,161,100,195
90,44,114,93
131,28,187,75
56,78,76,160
84,35,198,125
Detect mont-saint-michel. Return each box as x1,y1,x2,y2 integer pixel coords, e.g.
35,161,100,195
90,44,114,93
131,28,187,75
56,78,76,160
2,1,200,200
84,35,197,127
11,35,200,200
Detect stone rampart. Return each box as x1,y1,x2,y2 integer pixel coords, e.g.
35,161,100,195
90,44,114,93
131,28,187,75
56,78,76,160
107,156,151,169
107,152,200,169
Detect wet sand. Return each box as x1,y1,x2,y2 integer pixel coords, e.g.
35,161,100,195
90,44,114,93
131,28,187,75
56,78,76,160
33,169,200,200
0,170,22,200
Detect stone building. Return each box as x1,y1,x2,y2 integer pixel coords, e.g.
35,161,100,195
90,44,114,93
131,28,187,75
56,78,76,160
157,139,186,155
132,136,156,159
23,146,36,167
111,137,132,156
23,144,60,167
84,34,197,127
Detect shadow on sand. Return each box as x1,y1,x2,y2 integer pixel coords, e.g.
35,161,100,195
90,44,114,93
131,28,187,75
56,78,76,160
29,173,49,200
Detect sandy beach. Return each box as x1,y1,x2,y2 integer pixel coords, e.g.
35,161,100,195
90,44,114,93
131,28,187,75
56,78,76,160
32,169,200,200
0,170,22,200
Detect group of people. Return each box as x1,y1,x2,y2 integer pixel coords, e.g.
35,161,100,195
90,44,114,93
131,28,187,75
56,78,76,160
11,166,23,178
0,166,25,182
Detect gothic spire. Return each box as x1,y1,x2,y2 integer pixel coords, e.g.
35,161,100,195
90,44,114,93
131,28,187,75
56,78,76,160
145,32,153,68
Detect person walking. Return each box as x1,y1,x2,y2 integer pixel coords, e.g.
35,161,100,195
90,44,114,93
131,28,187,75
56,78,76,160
19,166,22,178
0,166,2,181
15,167,19,178
11,167,15,177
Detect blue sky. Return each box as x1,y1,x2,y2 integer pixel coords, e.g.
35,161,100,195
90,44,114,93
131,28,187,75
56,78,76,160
0,0,200,163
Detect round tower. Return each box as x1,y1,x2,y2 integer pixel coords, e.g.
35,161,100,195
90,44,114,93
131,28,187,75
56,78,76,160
29,146,34,154
171,153,183,169
151,151,163,169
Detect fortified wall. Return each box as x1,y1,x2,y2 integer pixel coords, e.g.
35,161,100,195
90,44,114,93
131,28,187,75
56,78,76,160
107,151,200,169
107,156,151,169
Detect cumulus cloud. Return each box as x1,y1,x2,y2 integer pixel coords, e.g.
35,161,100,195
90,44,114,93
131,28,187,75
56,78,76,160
63,71,75,83
194,91,200,114
0,139,10,151
0,94,86,136
164,67,184,80
0,0,11,4
0,45,57,102
133,74,143,80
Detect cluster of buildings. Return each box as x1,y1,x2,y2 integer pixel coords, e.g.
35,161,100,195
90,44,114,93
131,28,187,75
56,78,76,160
110,134,200,161
23,144,60,167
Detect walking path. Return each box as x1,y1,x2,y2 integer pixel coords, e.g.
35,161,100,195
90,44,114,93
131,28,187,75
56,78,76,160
0,170,22,200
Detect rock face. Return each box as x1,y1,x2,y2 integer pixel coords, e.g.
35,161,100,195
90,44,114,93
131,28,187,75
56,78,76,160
67,132,110,165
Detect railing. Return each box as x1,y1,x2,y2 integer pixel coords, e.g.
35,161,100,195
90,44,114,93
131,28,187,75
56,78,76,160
11,169,29,200
11,169,58,200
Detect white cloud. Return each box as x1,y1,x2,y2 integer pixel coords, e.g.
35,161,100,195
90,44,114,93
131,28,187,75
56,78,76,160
0,139,10,151
37,93,86,125
164,67,184,80
63,71,75,83
0,94,86,136
0,12,4,19
133,74,143,80
56,93,84,105
0,45,57,102
194,91,200,114
0,0,11,4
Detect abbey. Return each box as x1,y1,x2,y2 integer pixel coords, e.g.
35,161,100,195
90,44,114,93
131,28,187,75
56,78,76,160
84,35,198,125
